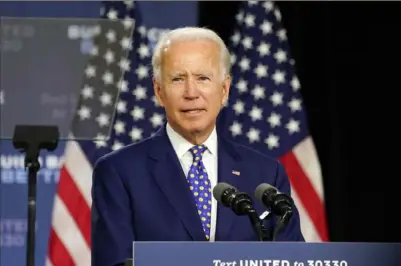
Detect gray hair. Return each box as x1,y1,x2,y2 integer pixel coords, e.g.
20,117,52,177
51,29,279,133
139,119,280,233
151,26,231,83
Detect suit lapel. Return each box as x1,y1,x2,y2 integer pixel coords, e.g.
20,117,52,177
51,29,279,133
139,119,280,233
215,136,245,241
148,127,207,241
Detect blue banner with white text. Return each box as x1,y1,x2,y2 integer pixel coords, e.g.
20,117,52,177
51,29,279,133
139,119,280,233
132,242,401,266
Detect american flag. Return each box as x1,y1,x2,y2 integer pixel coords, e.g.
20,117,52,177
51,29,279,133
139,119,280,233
217,0,328,242
46,1,163,265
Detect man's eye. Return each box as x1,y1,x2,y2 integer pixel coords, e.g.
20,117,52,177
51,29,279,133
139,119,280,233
199,76,209,81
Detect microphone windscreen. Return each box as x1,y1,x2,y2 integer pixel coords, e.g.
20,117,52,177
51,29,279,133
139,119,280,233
212,182,235,202
255,183,277,201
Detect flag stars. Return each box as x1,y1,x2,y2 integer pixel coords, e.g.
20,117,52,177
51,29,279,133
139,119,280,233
272,70,286,84
239,57,251,71
114,120,125,135
112,141,124,151
96,113,110,127
123,0,134,9
106,30,116,43
137,43,150,58
122,16,135,30
249,106,263,121
260,20,273,35
132,85,147,100
85,65,96,78
270,91,284,106
94,134,107,148
291,77,301,91
254,64,268,78
137,26,147,37
251,85,265,100
257,42,271,57
288,98,302,112
81,85,94,99
277,28,287,41
230,121,243,137
120,36,132,50
265,134,279,149
231,31,241,46
244,13,256,27
274,9,282,21
236,11,244,24
99,92,112,106
130,106,145,120
230,54,237,65
135,65,149,79
116,100,127,113
246,128,260,143
102,71,113,85
130,127,143,142
236,79,248,93
93,25,101,36
232,100,245,115
106,9,118,20
274,49,287,64
267,112,281,128
241,36,253,50
286,119,300,134
78,106,91,120
104,49,115,64
119,58,131,72
263,1,274,12
118,80,128,92
150,113,164,128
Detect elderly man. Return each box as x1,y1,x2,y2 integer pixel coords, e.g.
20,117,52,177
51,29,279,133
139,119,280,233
91,27,305,266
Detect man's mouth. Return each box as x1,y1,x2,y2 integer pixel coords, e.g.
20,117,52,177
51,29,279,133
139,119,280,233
181,109,205,114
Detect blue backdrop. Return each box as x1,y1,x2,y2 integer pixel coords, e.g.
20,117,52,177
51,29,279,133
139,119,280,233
0,2,198,265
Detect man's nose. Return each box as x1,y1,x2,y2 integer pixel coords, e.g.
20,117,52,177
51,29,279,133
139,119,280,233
183,79,199,99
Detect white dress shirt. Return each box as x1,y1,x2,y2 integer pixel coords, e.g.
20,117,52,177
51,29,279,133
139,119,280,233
166,123,218,241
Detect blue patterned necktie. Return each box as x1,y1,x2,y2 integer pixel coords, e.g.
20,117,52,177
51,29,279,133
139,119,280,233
187,144,212,240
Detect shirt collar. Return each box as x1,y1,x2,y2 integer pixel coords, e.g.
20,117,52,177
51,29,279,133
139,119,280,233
166,122,217,159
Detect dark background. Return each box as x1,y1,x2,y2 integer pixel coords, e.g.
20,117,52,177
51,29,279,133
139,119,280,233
199,1,401,243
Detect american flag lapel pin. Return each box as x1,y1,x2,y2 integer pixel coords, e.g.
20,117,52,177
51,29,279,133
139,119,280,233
232,170,240,176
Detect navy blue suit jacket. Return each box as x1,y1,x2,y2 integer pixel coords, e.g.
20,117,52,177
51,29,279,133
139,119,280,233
91,126,304,266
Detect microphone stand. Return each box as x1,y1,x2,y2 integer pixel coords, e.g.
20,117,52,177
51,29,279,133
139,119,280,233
229,191,273,242
25,149,40,266
12,125,59,266
258,210,293,241
245,208,271,241
271,210,293,241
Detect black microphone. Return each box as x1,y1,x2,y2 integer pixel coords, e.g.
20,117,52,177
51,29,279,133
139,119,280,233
255,183,294,217
255,183,294,240
212,182,253,216
213,182,270,241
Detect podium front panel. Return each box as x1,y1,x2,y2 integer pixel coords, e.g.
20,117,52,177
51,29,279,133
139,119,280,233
131,242,401,266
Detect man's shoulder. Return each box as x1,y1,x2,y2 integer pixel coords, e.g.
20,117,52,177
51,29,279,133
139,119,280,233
221,136,279,166
95,134,160,166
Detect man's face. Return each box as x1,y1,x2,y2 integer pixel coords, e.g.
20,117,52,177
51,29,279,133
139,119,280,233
153,39,231,141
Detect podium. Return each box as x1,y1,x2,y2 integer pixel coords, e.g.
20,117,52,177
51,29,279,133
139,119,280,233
125,242,401,266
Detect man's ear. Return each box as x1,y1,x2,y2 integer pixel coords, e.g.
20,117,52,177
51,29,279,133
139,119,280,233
221,75,231,106
153,76,165,107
